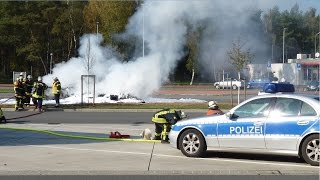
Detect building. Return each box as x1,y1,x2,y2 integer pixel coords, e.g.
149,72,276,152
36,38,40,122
247,54,320,86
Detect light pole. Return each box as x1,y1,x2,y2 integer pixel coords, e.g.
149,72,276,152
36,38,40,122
50,53,53,74
142,3,145,58
315,32,320,57
96,21,99,35
282,28,287,64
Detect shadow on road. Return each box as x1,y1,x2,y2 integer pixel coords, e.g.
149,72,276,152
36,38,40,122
205,150,306,165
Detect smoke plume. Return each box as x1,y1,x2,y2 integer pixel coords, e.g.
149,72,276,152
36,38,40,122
43,0,311,99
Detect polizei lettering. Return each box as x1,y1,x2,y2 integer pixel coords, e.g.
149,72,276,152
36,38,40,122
230,126,263,134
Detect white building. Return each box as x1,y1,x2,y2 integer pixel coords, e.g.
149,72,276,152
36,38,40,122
247,54,320,86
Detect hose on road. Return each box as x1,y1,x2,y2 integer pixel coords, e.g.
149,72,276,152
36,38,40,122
0,126,161,143
0,96,15,104
5,111,43,120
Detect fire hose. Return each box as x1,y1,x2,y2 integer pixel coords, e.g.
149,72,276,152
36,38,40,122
5,111,43,121
0,126,161,143
0,96,161,142
0,96,15,104
1,96,44,121
0,111,160,142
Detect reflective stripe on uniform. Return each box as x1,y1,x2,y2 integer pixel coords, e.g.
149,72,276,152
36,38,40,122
52,81,61,94
151,109,177,123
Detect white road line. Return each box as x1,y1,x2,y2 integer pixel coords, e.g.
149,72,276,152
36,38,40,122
29,145,151,156
29,145,319,169
153,154,320,169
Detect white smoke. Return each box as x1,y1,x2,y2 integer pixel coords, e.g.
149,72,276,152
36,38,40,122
43,0,313,99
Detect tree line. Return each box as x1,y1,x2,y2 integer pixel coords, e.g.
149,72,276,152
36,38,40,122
0,1,319,83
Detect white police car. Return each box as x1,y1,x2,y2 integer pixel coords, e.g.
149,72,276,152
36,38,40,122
169,83,320,166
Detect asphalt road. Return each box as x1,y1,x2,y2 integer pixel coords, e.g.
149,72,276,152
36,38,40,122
2,110,320,170
4,111,206,124
1,85,319,177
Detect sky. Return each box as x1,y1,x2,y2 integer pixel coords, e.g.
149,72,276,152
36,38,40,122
258,0,320,13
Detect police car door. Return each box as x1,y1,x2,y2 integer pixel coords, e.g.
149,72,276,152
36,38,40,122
218,98,273,149
265,97,318,150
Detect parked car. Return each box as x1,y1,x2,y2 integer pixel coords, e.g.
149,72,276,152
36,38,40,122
169,83,320,166
213,78,243,89
247,78,271,89
306,80,320,91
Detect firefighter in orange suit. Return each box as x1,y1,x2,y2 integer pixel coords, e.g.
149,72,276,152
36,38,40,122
206,101,224,116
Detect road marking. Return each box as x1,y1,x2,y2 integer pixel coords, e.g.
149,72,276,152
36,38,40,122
153,154,320,169
29,145,151,156
28,145,319,169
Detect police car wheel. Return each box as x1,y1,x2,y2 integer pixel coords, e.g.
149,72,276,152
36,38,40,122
301,134,320,166
179,129,206,157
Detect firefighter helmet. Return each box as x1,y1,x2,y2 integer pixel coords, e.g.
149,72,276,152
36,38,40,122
208,101,218,109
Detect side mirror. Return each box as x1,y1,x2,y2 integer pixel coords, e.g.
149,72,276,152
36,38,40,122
225,112,233,119
226,111,238,120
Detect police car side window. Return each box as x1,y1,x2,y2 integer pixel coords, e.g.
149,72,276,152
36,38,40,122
300,102,317,116
273,98,301,116
233,98,272,118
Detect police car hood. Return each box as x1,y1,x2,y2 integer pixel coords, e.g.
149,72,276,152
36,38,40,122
176,114,222,126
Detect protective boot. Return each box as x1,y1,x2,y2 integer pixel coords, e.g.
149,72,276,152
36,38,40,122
161,136,170,144
153,135,161,140
0,116,6,124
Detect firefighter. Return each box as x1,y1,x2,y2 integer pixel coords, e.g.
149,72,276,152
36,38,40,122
151,109,186,143
14,76,26,111
206,101,224,116
0,108,6,124
23,75,33,107
32,76,48,112
52,77,61,107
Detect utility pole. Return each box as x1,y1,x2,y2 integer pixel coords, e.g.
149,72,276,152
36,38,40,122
315,32,320,57
142,3,145,58
96,21,99,35
50,53,53,74
282,28,287,64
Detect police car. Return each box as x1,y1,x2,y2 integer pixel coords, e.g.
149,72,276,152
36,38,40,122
169,83,320,166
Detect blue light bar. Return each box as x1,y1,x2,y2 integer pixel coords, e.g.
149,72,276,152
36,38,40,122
263,83,295,93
